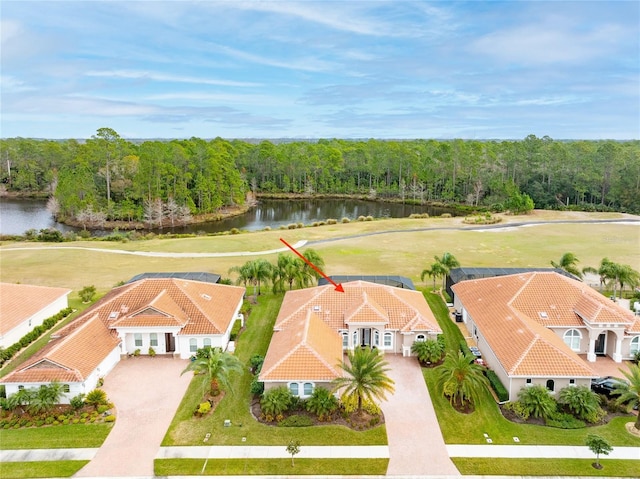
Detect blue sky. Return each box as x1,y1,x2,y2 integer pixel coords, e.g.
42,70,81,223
1,1,638,140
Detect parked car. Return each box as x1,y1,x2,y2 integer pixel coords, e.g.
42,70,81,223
591,376,627,397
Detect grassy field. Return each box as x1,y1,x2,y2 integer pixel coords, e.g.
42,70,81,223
1,211,637,293
452,458,640,477
0,460,89,478
162,292,387,446
155,458,389,476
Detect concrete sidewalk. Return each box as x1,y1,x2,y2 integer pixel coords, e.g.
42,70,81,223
4,444,639,462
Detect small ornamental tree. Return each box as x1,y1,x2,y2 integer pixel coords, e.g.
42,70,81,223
79,285,97,303
286,439,301,467
586,434,613,469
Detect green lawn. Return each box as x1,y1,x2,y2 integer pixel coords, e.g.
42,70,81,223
452,458,640,476
423,290,640,447
162,293,387,446
0,424,113,449
0,460,89,478
155,458,389,476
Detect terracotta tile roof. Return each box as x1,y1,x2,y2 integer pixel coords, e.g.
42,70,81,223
1,278,245,385
1,312,120,384
57,278,244,335
453,272,599,378
260,310,343,382
274,280,440,334
0,283,71,335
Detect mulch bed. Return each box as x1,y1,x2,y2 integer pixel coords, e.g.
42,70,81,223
249,398,384,430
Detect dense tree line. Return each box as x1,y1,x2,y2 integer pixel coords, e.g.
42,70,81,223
1,131,639,225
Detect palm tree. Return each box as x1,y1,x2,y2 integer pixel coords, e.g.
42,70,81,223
181,347,244,396
29,381,65,414
435,351,489,408
616,264,640,297
229,262,252,290
433,252,460,290
301,248,325,283
517,384,556,419
612,363,640,430
251,258,274,297
421,263,447,291
558,385,601,421
551,252,583,279
333,347,395,415
272,253,309,292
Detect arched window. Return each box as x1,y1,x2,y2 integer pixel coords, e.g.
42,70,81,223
416,334,426,342
352,331,358,348
546,379,555,392
189,338,197,352
289,383,299,396
563,329,581,351
630,336,640,355
342,332,349,349
203,338,211,348
373,330,380,347
384,332,393,349
303,382,313,396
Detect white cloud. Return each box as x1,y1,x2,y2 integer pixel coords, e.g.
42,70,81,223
84,70,260,87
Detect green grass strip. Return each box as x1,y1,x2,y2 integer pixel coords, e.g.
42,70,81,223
452,457,640,477
154,458,388,476
0,460,89,478
0,424,112,449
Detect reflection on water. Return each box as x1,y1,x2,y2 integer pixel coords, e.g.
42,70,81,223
0,197,458,236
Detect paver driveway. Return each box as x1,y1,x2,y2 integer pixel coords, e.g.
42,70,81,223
75,355,191,477
381,354,460,476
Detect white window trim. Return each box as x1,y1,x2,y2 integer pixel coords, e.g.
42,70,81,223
563,329,582,351
630,336,640,355
416,334,426,342
383,332,393,349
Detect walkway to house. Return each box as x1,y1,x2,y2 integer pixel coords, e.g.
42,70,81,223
74,355,191,477
380,354,460,476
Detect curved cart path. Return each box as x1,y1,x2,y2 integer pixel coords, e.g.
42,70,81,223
381,354,460,476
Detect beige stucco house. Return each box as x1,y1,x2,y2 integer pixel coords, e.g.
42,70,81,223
1,276,245,402
260,280,441,397
452,271,640,401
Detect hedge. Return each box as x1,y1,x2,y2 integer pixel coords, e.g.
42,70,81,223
486,369,509,402
0,307,73,366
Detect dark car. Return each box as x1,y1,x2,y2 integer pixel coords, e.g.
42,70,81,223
591,376,627,397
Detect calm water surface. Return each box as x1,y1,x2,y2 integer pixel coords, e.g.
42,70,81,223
0,197,458,236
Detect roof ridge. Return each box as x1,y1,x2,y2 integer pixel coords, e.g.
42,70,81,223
507,272,536,308
509,333,539,374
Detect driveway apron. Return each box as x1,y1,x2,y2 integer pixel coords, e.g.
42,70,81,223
75,356,191,477
381,354,460,476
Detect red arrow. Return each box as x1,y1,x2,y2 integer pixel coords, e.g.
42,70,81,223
279,238,344,292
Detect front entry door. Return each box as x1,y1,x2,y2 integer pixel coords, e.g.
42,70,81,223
595,333,606,355
165,333,175,352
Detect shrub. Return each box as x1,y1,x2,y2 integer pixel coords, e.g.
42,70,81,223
38,228,64,242
412,338,444,364
85,389,108,409
545,411,585,429
305,387,338,419
148,347,156,357
440,213,452,218
327,218,337,224
230,228,240,235
250,378,264,396
249,354,265,373
517,385,556,419
133,349,141,357
357,216,366,222
104,415,116,422
196,402,211,416
278,415,313,427
459,339,472,357
260,386,293,418
365,216,374,221
296,222,304,228
341,217,350,223
558,385,601,421
287,223,297,229
97,404,110,414
486,370,509,402
229,320,242,342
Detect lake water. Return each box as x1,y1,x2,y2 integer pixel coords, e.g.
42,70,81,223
0,197,458,236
